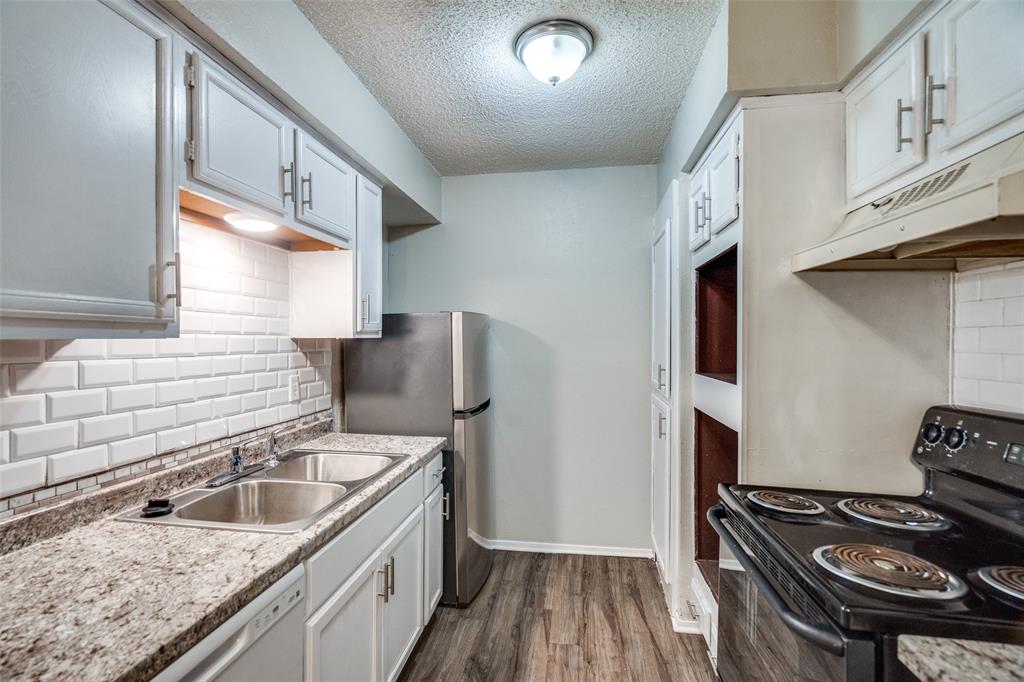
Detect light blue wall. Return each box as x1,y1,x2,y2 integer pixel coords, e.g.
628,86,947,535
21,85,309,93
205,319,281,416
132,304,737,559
387,165,656,550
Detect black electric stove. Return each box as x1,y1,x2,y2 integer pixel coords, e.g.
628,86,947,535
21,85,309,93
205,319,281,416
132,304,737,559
710,405,1024,682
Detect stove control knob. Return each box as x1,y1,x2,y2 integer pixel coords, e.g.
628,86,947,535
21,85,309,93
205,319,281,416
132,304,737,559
921,423,943,445
944,427,967,451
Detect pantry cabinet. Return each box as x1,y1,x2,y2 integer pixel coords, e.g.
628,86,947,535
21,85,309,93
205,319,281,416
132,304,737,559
189,52,292,216
0,0,178,339
652,221,671,400
651,397,671,577
294,130,357,243
845,34,925,198
355,176,385,336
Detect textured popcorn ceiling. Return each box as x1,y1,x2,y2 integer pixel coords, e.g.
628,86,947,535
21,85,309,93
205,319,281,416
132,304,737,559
294,0,722,176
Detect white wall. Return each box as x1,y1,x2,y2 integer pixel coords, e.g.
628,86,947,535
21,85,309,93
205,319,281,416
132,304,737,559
953,263,1024,412
0,221,332,508
387,165,656,552
165,0,442,225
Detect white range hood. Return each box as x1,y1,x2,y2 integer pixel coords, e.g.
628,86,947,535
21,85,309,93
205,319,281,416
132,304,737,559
792,134,1024,272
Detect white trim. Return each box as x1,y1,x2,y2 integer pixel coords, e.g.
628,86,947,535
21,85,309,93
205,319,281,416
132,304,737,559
719,558,741,572
671,615,702,634
469,531,654,559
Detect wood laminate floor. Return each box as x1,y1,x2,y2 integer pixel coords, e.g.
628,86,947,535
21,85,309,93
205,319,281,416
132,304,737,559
400,551,716,682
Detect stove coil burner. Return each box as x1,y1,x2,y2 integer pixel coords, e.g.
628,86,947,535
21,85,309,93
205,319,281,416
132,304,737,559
978,566,1024,603
747,490,825,515
837,498,951,531
812,543,967,600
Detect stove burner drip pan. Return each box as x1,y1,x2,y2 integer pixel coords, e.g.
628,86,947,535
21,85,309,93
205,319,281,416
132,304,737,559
747,490,826,515
837,498,951,531
978,566,1024,603
813,543,968,601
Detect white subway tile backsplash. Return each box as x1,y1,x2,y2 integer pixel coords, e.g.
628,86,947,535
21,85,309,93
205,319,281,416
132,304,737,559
79,413,132,446
1005,297,1024,325
979,269,1024,299
0,224,331,502
108,339,156,358
977,381,1024,411
134,358,177,382
108,384,156,413
953,327,980,353
109,434,156,466
0,458,47,496
978,326,1024,354
956,353,1003,381
133,406,176,435
13,362,78,393
956,300,1003,327
11,422,77,460
45,339,106,360
47,389,106,421
79,360,132,388
0,395,46,429
47,445,108,484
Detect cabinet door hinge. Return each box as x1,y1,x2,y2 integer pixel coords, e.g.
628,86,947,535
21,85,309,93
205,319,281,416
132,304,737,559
187,140,196,161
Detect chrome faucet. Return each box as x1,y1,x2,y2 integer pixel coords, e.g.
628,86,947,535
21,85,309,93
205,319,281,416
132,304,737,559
267,428,287,468
205,438,264,488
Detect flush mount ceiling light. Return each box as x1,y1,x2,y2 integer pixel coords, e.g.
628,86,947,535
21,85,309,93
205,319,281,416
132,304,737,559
515,19,594,87
224,211,277,233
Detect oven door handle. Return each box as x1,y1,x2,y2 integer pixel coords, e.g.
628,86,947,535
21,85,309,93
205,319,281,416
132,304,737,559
708,504,847,656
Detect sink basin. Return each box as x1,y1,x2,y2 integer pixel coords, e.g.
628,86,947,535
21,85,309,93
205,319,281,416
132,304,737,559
266,451,401,483
175,479,346,527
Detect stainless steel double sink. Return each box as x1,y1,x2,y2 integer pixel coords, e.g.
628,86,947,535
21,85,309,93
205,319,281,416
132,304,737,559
117,450,406,533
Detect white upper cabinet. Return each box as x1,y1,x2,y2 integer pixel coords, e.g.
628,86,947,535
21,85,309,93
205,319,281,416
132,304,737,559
379,507,424,682
931,0,1024,153
190,52,291,216
652,222,671,400
706,131,740,235
294,130,357,243
846,33,926,200
688,169,710,251
356,176,384,336
0,0,177,338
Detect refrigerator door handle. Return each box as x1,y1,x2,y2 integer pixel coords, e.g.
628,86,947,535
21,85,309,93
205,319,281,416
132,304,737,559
454,399,491,419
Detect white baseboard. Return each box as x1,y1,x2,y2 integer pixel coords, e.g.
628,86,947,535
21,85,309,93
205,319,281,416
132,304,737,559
671,614,702,634
469,530,654,559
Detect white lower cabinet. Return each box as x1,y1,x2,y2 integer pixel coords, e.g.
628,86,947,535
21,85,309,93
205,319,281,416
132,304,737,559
380,508,425,682
303,465,441,682
423,485,444,624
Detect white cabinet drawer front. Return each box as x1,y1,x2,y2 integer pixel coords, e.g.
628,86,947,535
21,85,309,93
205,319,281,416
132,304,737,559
306,468,424,614
846,34,925,201
0,0,176,328
423,453,444,497
191,54,290,214
937,0,1024,152
295,130,356,242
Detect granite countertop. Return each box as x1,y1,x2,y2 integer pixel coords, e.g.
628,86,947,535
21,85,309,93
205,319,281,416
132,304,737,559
0,432,445,682
899,635,1024,682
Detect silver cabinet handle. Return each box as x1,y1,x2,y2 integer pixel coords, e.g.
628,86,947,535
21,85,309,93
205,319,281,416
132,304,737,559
378,567,389,603
895,98,913,152
442,493,450,521
686,600,700,621
657,364,667,390
282,162,294,201
432,466,445,479
361,295,369,324
164,252,181,307
387,556,396,596
703,193,711,228
658,414,667,439
925,75,946,135
301,172,313,210
693,198,704,234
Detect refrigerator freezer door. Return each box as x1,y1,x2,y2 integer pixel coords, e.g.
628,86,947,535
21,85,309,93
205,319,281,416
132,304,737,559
452,312,490,412
343,313,454,439
450,402,493,606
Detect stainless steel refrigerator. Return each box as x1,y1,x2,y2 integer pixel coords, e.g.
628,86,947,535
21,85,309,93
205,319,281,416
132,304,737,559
342,312,492,607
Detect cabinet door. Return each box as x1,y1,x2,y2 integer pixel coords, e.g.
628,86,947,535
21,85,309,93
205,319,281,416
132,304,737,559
190,52,290,215
706,131,740,235
934,0,1024,152
846,33,926,201
305,551,381,682
355,176,384,336
688,170,709,251
295,130,357,243
651,398,671,576
0,0,177,337
380,506,424,682
651,224,671,400
423,485,444,624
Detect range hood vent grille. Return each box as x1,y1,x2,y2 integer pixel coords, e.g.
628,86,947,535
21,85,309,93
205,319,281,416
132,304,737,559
880,163,970,216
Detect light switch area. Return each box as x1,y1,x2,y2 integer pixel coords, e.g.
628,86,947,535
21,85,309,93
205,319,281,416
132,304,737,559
288,374,301,402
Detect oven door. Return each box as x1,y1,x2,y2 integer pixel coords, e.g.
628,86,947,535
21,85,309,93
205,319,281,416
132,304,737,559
709,505,878,682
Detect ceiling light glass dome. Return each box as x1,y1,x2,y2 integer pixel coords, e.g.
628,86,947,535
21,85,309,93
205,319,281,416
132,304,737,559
515,20,594,87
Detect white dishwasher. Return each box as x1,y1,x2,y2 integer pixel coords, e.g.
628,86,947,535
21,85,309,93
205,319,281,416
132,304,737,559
154,565,306,682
